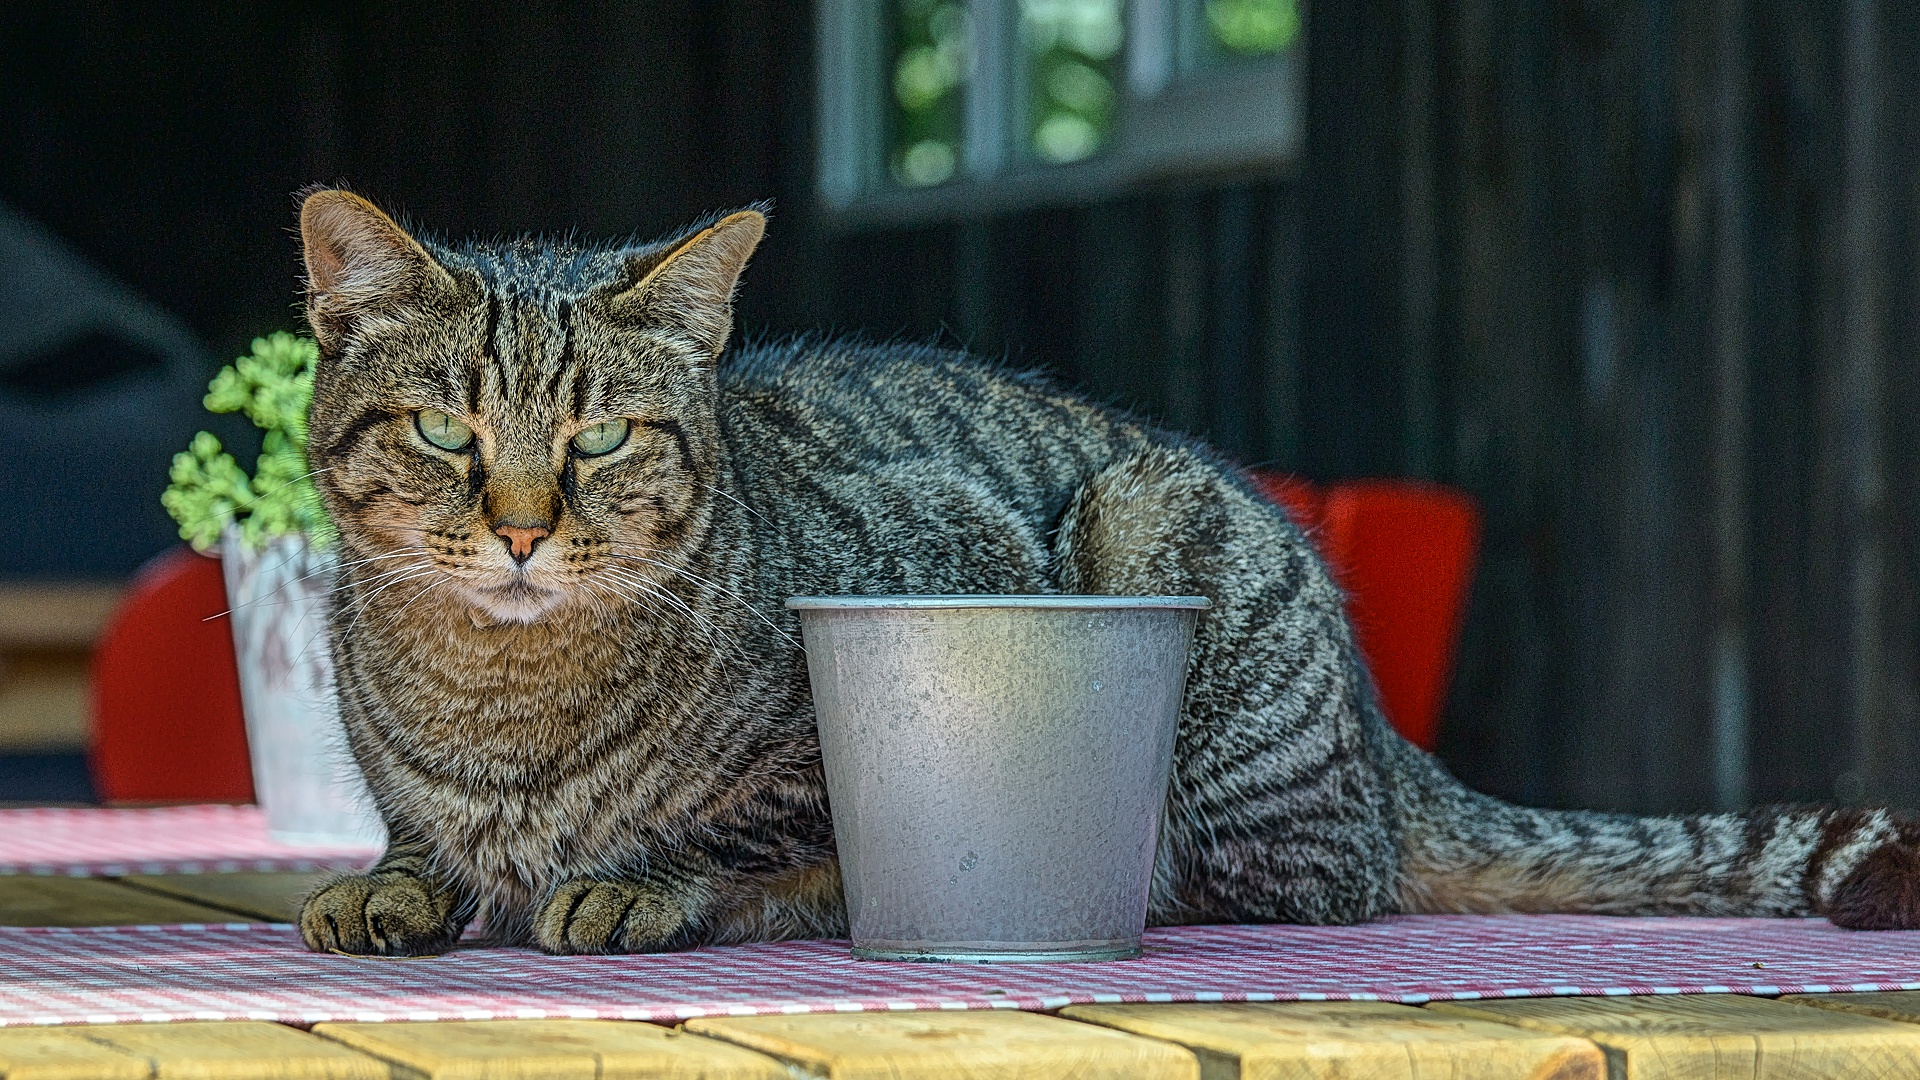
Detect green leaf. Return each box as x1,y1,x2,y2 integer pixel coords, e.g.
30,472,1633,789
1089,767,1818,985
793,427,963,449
168,332,332,552
162,432,254,550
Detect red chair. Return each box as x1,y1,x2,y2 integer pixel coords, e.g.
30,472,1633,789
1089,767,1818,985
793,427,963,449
89,547,253,803
1248,471,1482,751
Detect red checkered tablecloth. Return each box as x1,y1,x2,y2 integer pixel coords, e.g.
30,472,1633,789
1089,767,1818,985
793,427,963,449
3,916,1918,1027
0,806,378,876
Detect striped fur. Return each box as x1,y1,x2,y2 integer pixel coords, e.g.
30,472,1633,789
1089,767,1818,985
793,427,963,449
293,190,1920,956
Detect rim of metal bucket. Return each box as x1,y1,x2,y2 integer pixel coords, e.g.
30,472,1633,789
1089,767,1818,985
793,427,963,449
785,594,1211,610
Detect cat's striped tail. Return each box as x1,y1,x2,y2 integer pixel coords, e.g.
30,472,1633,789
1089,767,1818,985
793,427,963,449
1379,728,1920,929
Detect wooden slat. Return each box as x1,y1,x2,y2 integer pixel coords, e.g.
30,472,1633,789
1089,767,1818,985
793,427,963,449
686,1010,1200,1080
314,1019,787,1080
1429,994,1920,1079
1782,992,1920,1024
0,649,91,752
1063,1000,1603,1079
0,583,126,750
0,1026,150,1080
0,584,123,650
70,1021,389,1079
118,872,329,924
0,876,247,926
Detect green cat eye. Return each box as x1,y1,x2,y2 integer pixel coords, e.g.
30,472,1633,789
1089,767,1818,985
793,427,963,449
571,418,630,457
415,409,474,451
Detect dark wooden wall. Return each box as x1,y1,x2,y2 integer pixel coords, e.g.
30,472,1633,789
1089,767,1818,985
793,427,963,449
0,0,806,354
808,0,1920,815
4,0,1917,813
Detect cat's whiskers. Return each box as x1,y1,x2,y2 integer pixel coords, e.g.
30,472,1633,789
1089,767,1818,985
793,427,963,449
342,569,443,621
574,576,706,649
212,553,432,637
204,530,395,623
377,574,452,632
598,546,800,649
690,478,777,531
317,526,468,579
571,578,624,625
611,574,739,658
340,562,448,637
228,553,435,672
312,555,442,609
327,550,430,574
589,565,739,657
337,557,439,595
599,553,771,640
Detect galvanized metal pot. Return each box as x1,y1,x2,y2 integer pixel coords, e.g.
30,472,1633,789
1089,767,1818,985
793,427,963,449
787,595,1208,962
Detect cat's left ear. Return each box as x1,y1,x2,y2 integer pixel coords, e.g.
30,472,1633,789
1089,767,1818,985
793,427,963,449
610,209,766,355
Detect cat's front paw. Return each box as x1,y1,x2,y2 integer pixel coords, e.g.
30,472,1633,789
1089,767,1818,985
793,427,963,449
300,873,464,956
534,879,695,954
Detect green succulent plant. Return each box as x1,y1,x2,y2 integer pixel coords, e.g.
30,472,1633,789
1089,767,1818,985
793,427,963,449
162,331,336,552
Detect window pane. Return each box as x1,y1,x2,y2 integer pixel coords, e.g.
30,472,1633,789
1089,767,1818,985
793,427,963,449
889,0,971,188
1020,0,1123,165
1195,0,1300,65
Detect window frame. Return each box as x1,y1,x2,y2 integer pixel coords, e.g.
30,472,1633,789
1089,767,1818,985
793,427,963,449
817,0,1305,228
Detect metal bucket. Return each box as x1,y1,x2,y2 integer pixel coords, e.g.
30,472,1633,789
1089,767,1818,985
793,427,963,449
221,527,385,847
788,595,1208,962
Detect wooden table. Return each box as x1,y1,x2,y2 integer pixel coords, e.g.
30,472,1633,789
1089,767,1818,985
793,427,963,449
6,874,1920,1079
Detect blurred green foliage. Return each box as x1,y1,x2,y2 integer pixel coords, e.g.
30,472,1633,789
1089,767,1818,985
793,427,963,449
1021,0,1122,165
162,331,335,552
891,0,970,187
1204,0,1299,56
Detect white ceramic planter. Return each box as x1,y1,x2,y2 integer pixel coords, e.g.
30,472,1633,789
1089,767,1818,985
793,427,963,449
220,527,385,847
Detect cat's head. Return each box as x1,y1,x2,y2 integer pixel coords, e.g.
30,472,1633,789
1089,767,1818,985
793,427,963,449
298,189,764,625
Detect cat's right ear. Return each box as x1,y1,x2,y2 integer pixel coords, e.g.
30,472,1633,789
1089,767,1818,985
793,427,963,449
606,209,767,357
299,188,449,352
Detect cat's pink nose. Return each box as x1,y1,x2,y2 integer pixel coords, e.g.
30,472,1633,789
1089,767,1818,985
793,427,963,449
494,525,549,564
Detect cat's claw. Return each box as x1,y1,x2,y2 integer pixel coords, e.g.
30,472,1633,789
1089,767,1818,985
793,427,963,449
534,879,693,954
300,873,462,956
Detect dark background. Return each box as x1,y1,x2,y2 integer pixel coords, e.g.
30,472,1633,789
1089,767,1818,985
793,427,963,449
3,1,1917,814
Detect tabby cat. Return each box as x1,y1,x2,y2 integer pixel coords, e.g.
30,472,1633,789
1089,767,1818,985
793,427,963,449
295,188,1920,956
